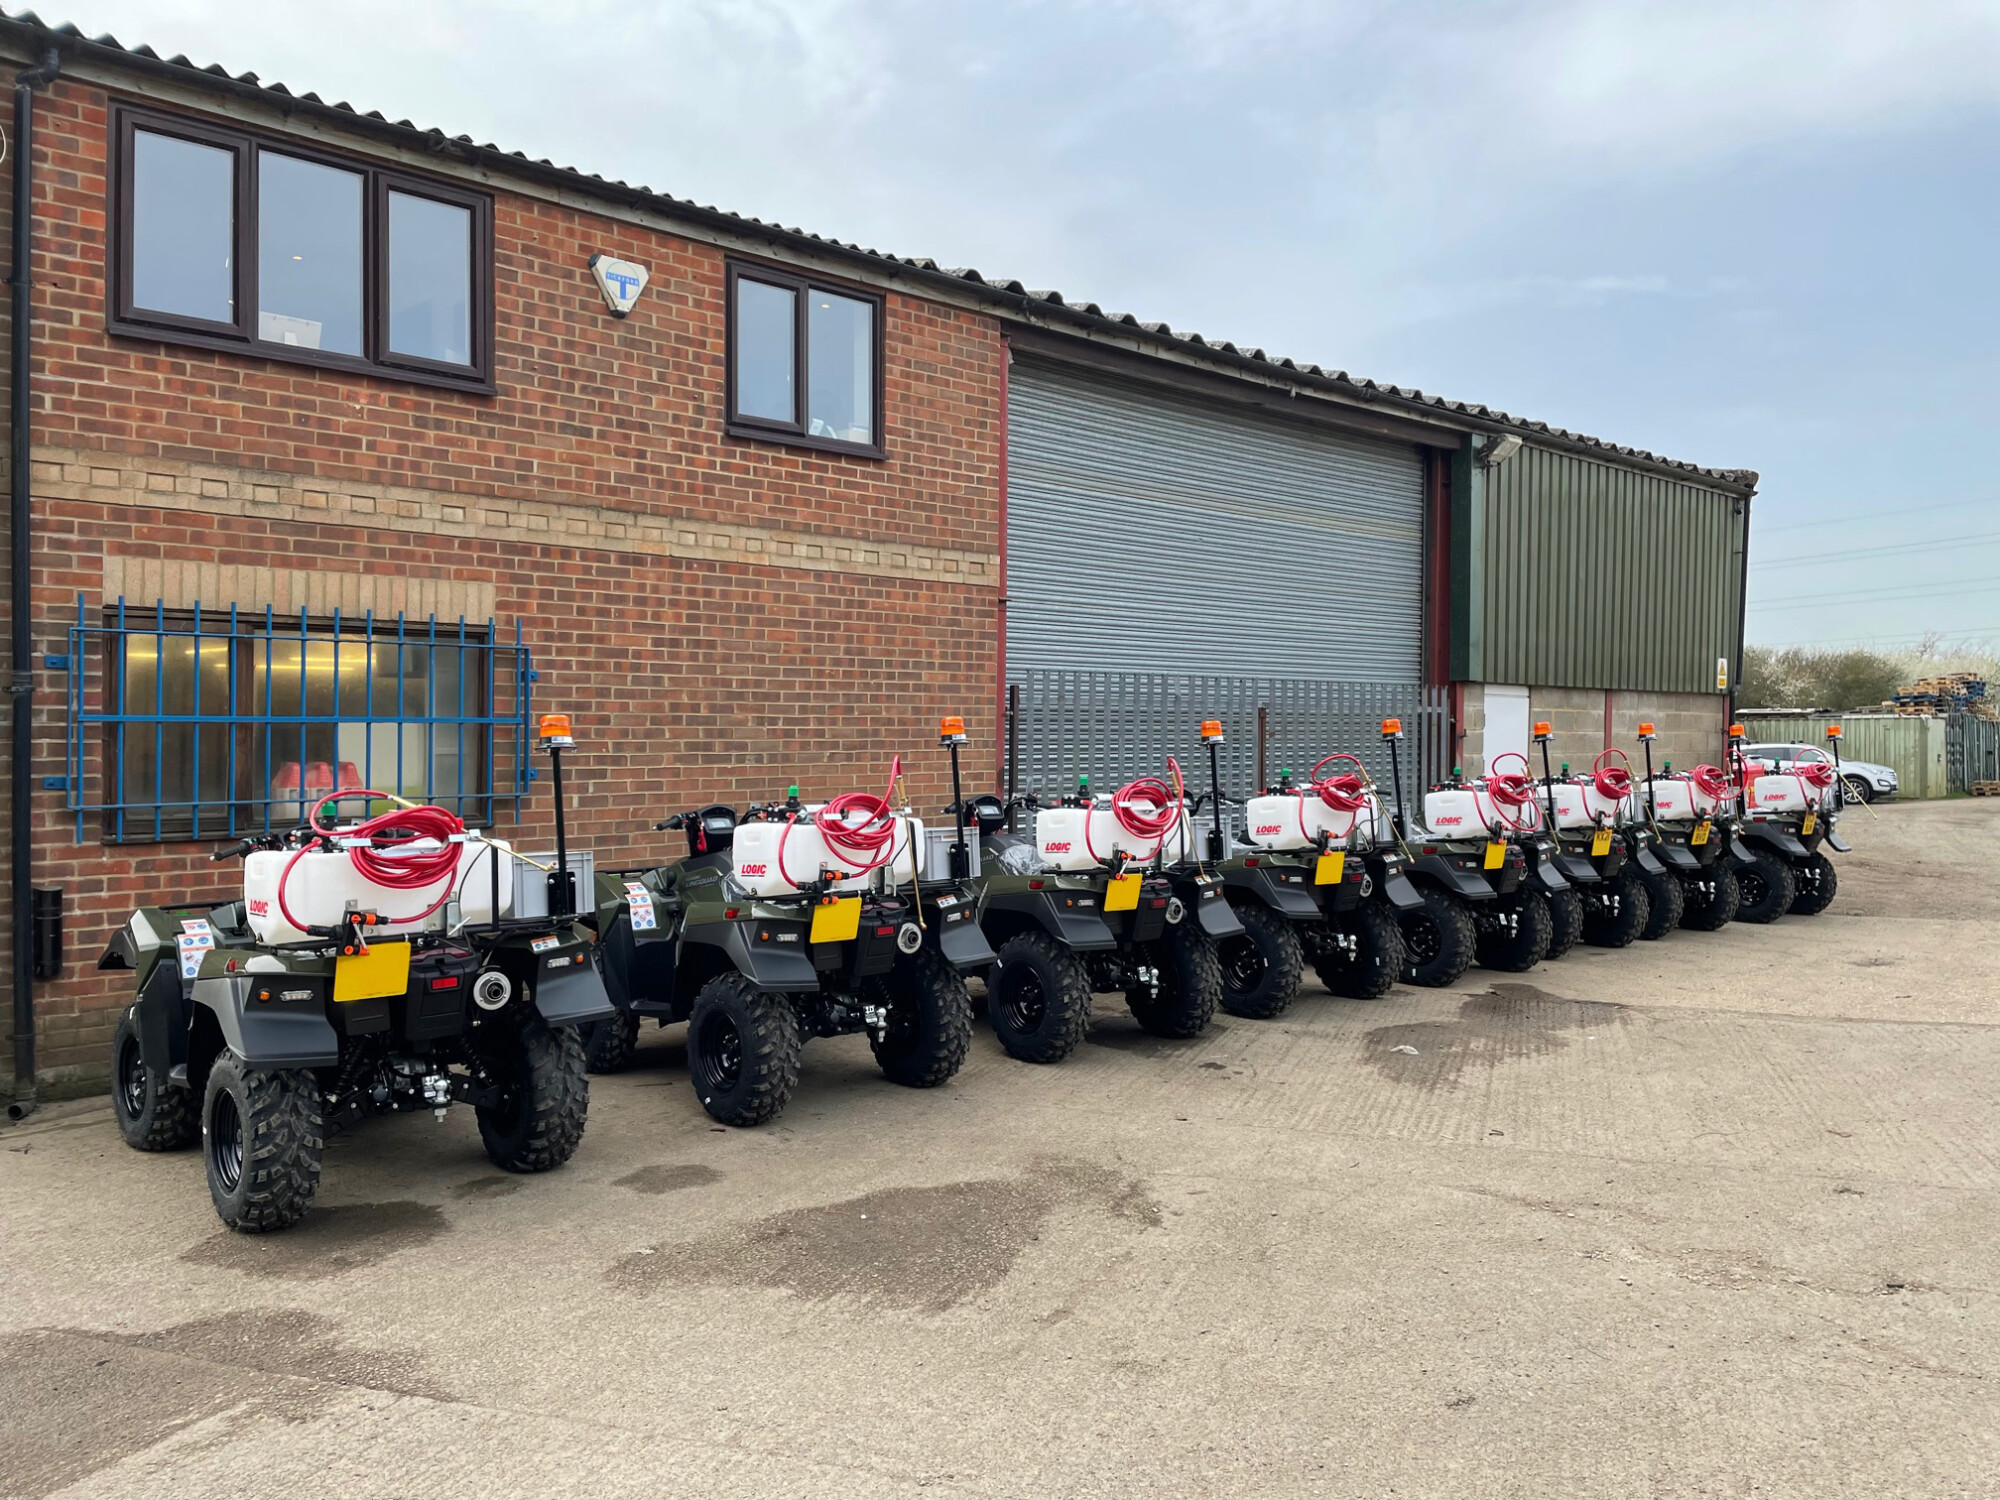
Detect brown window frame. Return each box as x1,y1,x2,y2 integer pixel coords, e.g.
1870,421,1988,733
107,103,495,394
724,261,886,460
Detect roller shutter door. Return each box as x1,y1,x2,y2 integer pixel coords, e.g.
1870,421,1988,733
1006,358,1426,682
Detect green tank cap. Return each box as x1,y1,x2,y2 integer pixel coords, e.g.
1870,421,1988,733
1078,774,1089,789
787,785,799,798
1451,764,1461,778
1560,762,1570,775
1663,760,1673,773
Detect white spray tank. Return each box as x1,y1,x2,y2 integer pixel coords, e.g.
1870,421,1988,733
1034,774,1184,873
244,833,516,945
729,782,923,898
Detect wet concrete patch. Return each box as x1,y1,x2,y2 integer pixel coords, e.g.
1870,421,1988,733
0,1309,449,1499
181,1199,447,1281
607,1156,1160,1312
615,1163,724,1195
450,1175,525,1200
1365,984,1625,1090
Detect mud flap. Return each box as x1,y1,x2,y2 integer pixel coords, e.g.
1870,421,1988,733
1196,889,1245,937
1223,865,1323,919
937,915,999,970
195,975,339,1068
1826,832,1852,854
1635,844,1668,875
684,920,823,992
1554,852,1601,885
536,955,616,1025
1655,842,1701,873
1380,870,1425,910
1535,860,1569,891
1411,852,1497,901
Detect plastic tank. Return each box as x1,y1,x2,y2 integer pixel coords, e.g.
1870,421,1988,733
1746,774,1832,814
1244,792,1361,850
244,838,513,945
1033,799,1186,872
730,809,919,898
1425,785,1543,836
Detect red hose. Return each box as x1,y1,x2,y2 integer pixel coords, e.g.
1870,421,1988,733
1082,759,1186,863
1687,764,1731,800
1483,753,1543,831
278,790,465,933
1589,749,1634,805
780,755,906,883
1308,753,1370,812
1796,759,1836,790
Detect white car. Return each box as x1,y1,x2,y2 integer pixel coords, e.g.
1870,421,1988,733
1742,742,1898,803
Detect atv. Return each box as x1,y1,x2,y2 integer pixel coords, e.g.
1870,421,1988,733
586,730,993,1126
1624,725,1753,933
1413,752,1558,976
1729,723,1849,923
959,754,1234,1062
1530,731,1665,949
103,715,612,1233
1195,719,1416,1017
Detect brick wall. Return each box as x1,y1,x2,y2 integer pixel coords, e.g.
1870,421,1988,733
3,71,1005,1093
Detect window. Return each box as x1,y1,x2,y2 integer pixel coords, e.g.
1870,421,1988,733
66,603,532,844
111,106,493,390
726,263,883,456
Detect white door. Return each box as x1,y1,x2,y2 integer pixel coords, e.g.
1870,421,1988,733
1484,685,1531,777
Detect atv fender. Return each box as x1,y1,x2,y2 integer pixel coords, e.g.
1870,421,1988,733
194,973,339,1069
936,914,999,970
1196,888,1246,938
1379,869,1425,911
1826,831,1852,854
1553,852,1601,886
1534,858,1569,892
1409,852,1497,901
131,954,190,1079
979,888,1119,950
1742,825,1811,859
534,950,616,1026
683,920,822,993
1634,844,1667,876
1654,842,1702,873
1222,864,1321,920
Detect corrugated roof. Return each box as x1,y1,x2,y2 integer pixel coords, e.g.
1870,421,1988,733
0,10,1758,492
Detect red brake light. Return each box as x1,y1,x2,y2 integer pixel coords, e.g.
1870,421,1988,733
429,975,460,991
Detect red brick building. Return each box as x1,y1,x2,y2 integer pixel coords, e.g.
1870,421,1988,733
0,18,1757,1104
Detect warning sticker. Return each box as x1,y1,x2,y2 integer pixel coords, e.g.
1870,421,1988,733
531,935,562,954
625,882,657,932
176,930,214,980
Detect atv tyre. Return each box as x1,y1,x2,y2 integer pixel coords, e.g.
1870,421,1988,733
202,1051,323,1234
112,1011,197,1151
1398,886,1478,989
1582,872,1650,948
1635,864,1685,941
1678,865,1740,931
689,973,803,1126
580,1010,641,1075
1127,917,1223,1038
989,931,1093,1063
1788,852,1839,916
1734,849,1796,925
478,1011,590,1172
1215,901,1304,1019
1314,899,1404,999
869,947,975,1086
1475,894,1552,973
1542,886,1585,961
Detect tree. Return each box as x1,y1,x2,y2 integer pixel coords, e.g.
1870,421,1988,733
1739,646,1902,711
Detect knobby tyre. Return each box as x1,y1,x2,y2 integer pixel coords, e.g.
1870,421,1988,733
112,1010,198,1151
688,972,803,1125
1541,885,1585,961
1733,849,1796,925
1215,902,1304,1019
1635,864,1684,940
1398,886,1477,988
1475,894,1552,973
1314,899,1404,999
1128,917,1222,1038
988,931,1093,1064
870,946,975,1086
478,1009,590,1172
203,1051,323,1233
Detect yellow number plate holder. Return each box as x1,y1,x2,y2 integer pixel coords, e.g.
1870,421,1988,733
1483,841,1506,871
1104,872,1143,912
333,940,412,1004
1801,811,1817,836
1690,821,1711,846
1314,851,1346,886
1590,828,1615,857
809,896,862,944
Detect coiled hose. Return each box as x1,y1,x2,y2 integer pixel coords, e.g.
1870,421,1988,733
1687,764,1731,802
1589,749,1635,807
780,755,906,883
278,790,465,934
1084,758,1187,863
1483,752,1544,831
1308,753,1370,812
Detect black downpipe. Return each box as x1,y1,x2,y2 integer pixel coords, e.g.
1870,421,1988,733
9,48,60,1123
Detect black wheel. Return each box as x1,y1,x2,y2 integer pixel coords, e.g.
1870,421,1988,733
202,1051,322,1234
1398,886,1477,988
1127,916,1222,1038
1542,886,1585,961
1734,848,1796,925
1842,776,1873,806
1475,894,1552,973
111,1011,197,1151
988,931,1093,1063
1788,852,1839,916
580,1010,640,1075
688,972,802,1126
1678,865,1740,931
1635,864,1685,941
1214,901,1304,1018
869,946,974,1086
1581,871,1650,948
476,1010,590,1172
1313,899,1404,999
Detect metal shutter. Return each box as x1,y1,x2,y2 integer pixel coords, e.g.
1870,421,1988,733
1006,358,1426,683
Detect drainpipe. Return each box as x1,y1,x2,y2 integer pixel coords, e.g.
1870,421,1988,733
9,47,61,1122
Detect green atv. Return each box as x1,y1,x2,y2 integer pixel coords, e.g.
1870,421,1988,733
955,780,1233,1064
103,801,612,1233
585,784,994,1128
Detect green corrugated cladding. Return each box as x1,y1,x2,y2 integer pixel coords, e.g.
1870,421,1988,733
1463,441,1749,694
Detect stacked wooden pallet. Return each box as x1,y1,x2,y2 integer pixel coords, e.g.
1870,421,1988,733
1877,672,1994,720
1972,782,2000,797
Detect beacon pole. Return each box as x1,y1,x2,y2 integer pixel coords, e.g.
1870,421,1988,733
1826,724,1844,809
539,713,575,916
1534,721,1557,829
1637,722,1658,820
1383,718,1407,839
1200,719,1226,862
940,715,970,879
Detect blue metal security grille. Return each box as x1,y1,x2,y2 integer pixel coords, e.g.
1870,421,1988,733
65,597,532,843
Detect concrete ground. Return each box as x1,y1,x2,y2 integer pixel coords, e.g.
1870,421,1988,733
4,799,1998,1499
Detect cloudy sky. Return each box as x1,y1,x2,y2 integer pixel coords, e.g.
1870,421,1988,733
68,0,2000,653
